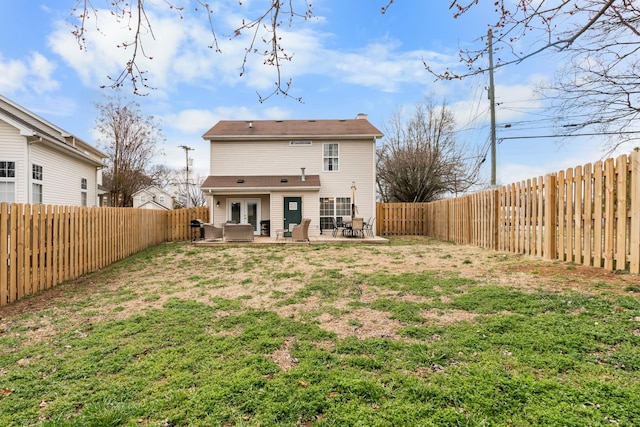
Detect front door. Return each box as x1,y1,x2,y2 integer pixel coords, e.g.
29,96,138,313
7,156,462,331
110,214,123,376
284,197,302,236
228,199,260,234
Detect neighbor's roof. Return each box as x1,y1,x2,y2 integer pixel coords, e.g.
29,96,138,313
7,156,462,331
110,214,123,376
202,117,383,140
0,95,106,166
201,175,321,191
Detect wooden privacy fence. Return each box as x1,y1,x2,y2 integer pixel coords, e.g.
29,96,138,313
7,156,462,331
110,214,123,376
1,204,207,307
377,151,640,274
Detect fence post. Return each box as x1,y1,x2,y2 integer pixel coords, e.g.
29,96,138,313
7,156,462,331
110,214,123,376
629,151,640,273
544,174,557,260
0,203,8,306
491,189,499,250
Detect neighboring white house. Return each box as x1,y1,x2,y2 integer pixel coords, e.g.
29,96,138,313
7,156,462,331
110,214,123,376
132,186,174,210
0,95,106,206
200,114,383,237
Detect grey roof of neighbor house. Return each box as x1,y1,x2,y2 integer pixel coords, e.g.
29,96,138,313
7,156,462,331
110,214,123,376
202,117,383,140
201,175,321,190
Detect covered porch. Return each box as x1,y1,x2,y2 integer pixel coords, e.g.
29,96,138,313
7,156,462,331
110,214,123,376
200,174,323,238
192,233,389,246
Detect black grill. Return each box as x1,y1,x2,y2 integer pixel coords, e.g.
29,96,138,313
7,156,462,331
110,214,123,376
190,219,204,240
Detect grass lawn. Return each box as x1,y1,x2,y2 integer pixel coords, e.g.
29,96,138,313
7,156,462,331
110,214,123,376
1,237,639,426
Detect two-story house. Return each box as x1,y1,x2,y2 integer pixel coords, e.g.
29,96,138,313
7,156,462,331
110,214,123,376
0,95,106,206
200,114,383,237
132,186,174,210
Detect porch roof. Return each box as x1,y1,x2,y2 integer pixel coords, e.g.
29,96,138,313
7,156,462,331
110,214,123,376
201,175,321,192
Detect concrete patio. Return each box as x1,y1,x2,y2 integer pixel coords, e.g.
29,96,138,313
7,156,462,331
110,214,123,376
192,233,389,246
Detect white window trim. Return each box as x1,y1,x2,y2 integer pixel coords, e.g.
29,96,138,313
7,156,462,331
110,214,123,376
0,161,17,203
322,142,340,172
32,164,43,205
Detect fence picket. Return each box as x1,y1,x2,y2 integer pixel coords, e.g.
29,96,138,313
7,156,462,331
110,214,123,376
374,153,640,274
0,203,8,305
0,205,206,307
574,165,583,264
615,155,628,270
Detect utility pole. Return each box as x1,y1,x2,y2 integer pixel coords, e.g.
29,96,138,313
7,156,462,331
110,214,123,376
488,29,497,186
179,145,193,208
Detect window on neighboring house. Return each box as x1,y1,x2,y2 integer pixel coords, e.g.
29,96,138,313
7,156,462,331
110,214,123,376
319,196,351,231
0,161,16,203
81,178,88,206
32,164,43,204
141,194,147,204
323,143,339,171
159,195,165,204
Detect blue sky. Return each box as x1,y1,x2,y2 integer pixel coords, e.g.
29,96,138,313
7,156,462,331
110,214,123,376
0,1,633,186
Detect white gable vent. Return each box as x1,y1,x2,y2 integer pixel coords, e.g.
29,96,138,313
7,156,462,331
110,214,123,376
290,140,312,146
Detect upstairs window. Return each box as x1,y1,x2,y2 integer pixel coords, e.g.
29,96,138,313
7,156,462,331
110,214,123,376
0,161,16,203
32,164,43,204
32,164,43,181
323,143,339,172
81,178,88,206
0,161,16,178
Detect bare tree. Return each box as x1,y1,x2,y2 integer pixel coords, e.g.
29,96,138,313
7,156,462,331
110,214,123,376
95,96,165,207
173,173,207,208
431,1,640,148
147,163,175,190
70,0,312,100
71,1,640,145
377,99,485,203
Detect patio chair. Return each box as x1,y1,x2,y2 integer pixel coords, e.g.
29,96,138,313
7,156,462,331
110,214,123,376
332,217,346,237
292,218,311,242
363,217,375,238
203,224,223,241
351,217,364,238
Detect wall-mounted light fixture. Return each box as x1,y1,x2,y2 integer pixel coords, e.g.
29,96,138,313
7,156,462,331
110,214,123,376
216,200,220,207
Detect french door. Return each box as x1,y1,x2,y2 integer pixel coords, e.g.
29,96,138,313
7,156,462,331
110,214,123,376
228,199,260,234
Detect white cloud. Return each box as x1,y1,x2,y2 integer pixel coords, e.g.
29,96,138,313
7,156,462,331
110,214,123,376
45,3,453,97
28,52,60,93
0,52,58,95
0,55,27,93
161,105,292,133
162,109,219,133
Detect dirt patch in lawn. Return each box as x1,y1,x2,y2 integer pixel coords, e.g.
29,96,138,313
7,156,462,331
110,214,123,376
1,237,639,347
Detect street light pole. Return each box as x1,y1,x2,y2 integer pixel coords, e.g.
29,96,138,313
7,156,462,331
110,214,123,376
179,145,193,208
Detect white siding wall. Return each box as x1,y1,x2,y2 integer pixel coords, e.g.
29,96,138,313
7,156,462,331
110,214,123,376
30,143,98,206
0,122,28,203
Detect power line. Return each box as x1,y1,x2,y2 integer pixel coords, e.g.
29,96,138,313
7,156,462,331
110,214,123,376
499,130,640,142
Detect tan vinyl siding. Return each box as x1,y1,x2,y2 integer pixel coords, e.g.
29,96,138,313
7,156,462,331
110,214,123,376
318,140,376,221
210,138,376,227
211,139,325,176
269,190,325,237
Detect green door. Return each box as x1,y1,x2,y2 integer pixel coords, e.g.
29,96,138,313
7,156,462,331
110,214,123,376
284,197,302,237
